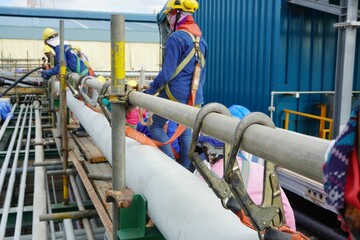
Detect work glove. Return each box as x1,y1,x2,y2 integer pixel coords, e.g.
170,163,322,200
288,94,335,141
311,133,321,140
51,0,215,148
41,70,52,80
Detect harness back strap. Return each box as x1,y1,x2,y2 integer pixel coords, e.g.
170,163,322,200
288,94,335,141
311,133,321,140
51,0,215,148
65,46,89,76
163,30,205,103
125,31,204,152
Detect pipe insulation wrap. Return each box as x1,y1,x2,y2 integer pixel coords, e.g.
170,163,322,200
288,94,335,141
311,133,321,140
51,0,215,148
55,82,258,239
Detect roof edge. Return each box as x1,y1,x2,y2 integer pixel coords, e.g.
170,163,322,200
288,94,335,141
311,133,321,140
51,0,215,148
0,6,157,23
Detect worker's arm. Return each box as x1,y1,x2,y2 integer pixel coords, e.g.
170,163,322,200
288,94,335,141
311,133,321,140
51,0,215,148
41,46,61,79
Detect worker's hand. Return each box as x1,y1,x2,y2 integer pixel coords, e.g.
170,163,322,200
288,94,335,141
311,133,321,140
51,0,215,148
41,70,52,80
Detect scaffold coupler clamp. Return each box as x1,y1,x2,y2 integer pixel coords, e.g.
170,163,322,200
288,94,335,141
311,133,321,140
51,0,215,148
188,103,234,208
65,73,80,98
224,112,285,235
97,80,112,124
105,189,134,208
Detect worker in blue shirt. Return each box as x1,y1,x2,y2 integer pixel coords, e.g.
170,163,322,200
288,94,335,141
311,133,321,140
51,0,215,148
41,28,90,80
143,0,207,171
41,28,89,137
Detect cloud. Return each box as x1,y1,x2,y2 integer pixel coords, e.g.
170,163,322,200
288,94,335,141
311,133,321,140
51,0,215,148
2,0,167,14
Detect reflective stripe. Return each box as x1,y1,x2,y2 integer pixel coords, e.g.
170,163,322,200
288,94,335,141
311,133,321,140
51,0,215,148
65,45,89,76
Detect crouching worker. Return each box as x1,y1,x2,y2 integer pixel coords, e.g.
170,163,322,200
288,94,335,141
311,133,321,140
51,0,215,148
41,28,90,137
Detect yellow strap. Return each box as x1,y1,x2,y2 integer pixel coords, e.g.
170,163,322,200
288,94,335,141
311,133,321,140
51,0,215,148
162,31,205,103
165,83,178,102
170,48,196,80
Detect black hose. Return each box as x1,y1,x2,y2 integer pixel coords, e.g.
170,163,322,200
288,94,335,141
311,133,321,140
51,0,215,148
294,209,347,240
0,77,41,86
0,66,44,98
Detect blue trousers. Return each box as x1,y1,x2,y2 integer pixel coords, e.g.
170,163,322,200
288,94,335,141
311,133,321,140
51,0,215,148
149,114,192,171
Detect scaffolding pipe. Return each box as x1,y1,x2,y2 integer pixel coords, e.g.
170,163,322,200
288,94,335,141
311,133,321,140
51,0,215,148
56,82,259,239
40,210,98,221
32,101,48,240
4,228,106,240
0,103,17,141
110,14,127,240
59,20,69,205
0,104,24,193
69,175,95,240
14,105,33,240
45,174,57,240
128,91,329,183
0,104,29,239
75,176,99,229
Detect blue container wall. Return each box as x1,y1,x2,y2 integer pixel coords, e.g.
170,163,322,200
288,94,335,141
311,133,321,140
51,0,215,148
196,0,360,135
196,0,283,113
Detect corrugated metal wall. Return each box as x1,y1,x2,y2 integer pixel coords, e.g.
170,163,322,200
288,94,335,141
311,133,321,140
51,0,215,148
197,0,283,113
196,0,360,135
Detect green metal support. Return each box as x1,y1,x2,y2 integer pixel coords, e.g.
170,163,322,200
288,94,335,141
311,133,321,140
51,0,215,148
118,194,164,240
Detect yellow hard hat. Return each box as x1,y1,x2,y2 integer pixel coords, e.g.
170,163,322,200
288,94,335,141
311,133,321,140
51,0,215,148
42,28,58,41
163,0,198,14
127,80,137,87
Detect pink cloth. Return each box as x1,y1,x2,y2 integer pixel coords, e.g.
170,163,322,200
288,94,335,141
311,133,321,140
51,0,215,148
211,157,296,230
126,107,140,125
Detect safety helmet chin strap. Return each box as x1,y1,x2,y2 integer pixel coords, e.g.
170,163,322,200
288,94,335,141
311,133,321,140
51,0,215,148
173,10,183,32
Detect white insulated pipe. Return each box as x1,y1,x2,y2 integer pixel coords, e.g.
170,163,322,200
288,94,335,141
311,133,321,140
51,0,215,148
56,82,258,239
0,104,24,194
0,103,17,141
14,105,33,240
32,101,48,240
0,104,29,239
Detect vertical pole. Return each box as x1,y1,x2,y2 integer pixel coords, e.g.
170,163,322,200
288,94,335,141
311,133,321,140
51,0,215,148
111,15,126,240
319,104,326,139
139,67,145,90
332,0,358,136
59,20,69,205
50,53,56,128
284,112,289,130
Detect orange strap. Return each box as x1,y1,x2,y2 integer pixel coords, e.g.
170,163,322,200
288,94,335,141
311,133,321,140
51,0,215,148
236,210,311,240
125,56,201,151
125,124,187,148
125,126,158,148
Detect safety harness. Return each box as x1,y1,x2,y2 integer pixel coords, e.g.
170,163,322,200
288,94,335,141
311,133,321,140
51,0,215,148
162,29,205,105
126,30,205,158
65,46,89,77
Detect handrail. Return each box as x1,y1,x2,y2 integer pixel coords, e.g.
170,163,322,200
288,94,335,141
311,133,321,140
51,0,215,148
283,108,333,140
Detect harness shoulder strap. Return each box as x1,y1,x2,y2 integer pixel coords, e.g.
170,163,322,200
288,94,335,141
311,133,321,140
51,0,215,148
162,30,204,103
65,46,89,76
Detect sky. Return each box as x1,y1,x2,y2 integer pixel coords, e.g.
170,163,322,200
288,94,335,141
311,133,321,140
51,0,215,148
0,0,167,14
